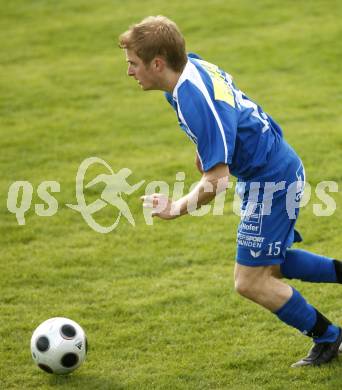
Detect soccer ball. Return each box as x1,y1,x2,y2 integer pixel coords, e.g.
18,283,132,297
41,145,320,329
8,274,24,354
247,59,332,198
30,317,87,375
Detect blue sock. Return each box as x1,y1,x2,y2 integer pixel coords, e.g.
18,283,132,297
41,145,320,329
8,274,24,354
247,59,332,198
281,249,337,283
275,288,316,334
275,287,340,343
317,324,340,343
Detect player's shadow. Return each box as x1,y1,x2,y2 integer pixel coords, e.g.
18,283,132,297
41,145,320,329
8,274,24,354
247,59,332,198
48,373,125,389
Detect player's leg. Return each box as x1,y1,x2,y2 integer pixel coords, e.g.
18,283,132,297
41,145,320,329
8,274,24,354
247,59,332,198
235,152,341,365
234,263,291,311
281,249,342,283
234,263,342,367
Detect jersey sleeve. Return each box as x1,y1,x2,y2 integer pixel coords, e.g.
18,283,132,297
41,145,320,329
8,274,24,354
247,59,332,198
177,80,238,172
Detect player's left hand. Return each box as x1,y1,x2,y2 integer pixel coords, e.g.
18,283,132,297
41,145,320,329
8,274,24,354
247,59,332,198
140,193,178,219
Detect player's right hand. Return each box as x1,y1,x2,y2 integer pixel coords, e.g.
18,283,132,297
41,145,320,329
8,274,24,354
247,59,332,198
140,193,178,220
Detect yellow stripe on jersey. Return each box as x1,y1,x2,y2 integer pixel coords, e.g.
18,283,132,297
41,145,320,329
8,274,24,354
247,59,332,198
212,77,235,107
198,60,235,108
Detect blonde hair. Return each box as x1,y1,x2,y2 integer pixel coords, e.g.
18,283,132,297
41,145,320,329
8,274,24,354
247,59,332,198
119,16,187,72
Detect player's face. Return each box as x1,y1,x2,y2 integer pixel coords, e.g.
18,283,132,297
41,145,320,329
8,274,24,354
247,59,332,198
125,49,159,91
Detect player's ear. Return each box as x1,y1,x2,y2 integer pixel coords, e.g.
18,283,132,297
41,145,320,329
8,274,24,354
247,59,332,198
153,57,165,72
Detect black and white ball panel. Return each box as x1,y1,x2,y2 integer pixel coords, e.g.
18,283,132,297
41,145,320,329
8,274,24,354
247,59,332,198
36,336,50,352
60,324,77,339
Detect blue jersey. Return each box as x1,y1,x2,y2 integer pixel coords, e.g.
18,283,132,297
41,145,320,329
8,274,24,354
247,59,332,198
165,54,286,179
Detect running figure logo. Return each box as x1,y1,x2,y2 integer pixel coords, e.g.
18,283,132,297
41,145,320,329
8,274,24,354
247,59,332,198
67,157,144,233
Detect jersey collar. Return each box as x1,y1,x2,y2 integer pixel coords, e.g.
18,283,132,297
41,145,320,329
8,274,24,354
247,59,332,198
172,60,193,100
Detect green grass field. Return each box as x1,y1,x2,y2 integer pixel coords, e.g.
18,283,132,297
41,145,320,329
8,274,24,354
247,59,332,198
1,0,342,388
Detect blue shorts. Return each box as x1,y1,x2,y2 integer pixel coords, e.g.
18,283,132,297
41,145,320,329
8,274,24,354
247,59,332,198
236,141,305,267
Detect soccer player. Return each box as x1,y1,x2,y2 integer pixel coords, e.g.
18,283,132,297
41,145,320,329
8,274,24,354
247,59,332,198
119,16,342,367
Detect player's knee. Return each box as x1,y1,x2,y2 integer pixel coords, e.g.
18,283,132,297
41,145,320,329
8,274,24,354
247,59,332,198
234,276,256,299
234,264,277,301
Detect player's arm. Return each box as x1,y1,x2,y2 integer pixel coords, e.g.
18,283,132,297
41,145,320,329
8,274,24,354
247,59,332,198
141,163,229,220
143,79,235,219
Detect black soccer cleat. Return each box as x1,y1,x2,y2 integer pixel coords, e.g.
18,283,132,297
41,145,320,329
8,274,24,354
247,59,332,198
291,328,342,367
